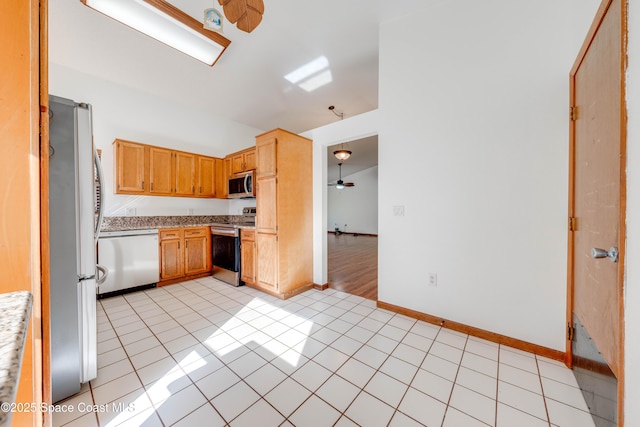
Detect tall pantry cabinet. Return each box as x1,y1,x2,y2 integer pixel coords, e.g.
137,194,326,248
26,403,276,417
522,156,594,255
255,129,313,298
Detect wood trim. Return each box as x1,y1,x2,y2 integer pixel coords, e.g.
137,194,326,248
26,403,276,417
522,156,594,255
40,0,51,422
328,231,378,237
617,1,628,425
377,301,565,362
245,282,314,300
313,283,329,291
157,271,212,287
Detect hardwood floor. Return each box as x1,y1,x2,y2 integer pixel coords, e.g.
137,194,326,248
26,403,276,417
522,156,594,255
327,233,378,300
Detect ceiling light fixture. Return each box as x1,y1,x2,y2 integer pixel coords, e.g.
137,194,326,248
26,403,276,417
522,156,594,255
81,0,231,66
329,106,352,160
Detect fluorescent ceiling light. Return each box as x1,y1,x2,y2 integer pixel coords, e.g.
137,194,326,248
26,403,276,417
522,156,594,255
298,69,333,92
284,56,329,84
82,0,231,66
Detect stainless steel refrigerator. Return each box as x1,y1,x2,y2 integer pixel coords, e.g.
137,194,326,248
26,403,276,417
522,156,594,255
49,95,105,403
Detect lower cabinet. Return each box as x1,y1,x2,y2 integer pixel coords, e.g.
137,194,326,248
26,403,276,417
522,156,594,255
159,227,211,284
240,229,256,285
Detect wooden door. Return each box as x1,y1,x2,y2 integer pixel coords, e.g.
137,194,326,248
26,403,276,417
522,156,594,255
231,153,245,174
257,232,278,291
244,148,257,171
568,0,626,421
175,152,196,195
184,228,209,275
241,229,256,284
116,140,146,193
197,156,215,197
256,176,277,233
149,146,173,195
256,136,277,178
159,229,183,280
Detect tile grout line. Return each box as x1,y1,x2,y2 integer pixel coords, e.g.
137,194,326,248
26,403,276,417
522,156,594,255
534,354,553,427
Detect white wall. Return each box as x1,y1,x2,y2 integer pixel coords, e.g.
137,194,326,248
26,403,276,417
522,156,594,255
328,166,378,235
376,0,599,351
304,110,380,285
625,1,640,424
49,63,262,216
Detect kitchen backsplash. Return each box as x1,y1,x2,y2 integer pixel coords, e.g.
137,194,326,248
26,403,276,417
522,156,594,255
101,215,244,231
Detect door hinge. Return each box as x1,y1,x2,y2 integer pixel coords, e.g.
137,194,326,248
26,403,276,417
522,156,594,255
568,216,577,231
142,180,145,190
570,106,578,121
567,322,575,341
151,182,154,191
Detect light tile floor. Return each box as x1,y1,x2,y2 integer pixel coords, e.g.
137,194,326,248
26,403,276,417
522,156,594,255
53,277,596,427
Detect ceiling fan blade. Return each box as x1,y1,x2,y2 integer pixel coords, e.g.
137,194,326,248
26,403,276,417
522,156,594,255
344,182,355,187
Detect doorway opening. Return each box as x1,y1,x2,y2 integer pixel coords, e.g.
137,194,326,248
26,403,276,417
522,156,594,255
326,136,378,300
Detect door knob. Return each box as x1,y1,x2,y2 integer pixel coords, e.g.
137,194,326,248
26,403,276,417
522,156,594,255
591,246,618,263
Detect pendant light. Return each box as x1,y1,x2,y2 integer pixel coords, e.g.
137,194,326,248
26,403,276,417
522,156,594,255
329,106,352,160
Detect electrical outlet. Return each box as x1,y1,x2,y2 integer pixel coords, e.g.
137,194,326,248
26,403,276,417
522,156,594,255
393,205,405,216
428,273,437,287
125,207,136,216
188,208,195,215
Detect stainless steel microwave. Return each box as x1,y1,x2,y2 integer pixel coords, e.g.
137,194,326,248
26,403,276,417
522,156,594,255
228,171,255,198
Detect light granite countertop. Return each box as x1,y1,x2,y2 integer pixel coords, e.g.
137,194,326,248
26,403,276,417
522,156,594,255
0,291,32,427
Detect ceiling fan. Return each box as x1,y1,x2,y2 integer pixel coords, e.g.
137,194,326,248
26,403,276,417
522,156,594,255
328,163,355,189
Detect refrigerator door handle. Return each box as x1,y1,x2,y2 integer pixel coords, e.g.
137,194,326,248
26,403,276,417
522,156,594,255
94,146,105,241
96,264,108,285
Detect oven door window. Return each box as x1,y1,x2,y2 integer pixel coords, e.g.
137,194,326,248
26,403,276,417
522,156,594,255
212,235,240,272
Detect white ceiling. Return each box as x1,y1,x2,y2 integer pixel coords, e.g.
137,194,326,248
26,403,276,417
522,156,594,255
49,0,425,134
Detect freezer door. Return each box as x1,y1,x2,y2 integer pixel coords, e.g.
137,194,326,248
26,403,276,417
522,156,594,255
76,103,96,279
79,278,97,382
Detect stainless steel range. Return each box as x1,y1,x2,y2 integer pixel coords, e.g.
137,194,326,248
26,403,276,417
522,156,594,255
211,207,255,286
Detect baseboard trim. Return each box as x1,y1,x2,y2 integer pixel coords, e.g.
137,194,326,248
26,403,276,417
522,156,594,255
313,283,329,291
377,300,565,362
328,231,378,237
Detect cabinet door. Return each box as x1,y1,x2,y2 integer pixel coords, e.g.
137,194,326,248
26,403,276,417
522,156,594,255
256,176,277,233
175,152,196,196
256,137,277,178
231,153,245,175
197,156,215,197
241,229,256,285
244,149,257,171
184,234,209,275
214,158,227,198
115,140,146,193
257,232,278,291
160,238,183,280
149,147,173,195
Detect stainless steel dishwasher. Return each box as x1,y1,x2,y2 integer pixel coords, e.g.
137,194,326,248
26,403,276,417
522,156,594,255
97,229,159,298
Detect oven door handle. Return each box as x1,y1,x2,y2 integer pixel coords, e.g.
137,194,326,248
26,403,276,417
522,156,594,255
211,228,239,237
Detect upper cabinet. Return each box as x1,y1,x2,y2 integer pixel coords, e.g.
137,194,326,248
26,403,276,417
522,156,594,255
228,147,256,175
113,139,221,198
115,140,146,193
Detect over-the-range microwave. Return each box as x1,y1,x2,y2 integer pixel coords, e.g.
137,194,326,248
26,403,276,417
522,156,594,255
228,171,255,198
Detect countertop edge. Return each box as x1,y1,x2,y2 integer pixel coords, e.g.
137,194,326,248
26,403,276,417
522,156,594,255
0,291,33,427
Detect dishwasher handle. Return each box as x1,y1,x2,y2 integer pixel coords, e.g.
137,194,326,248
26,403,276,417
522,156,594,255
96,264,108,286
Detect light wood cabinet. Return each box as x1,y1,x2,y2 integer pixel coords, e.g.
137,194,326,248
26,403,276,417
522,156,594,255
254,129,312,298
159,229,184,281
229,147,257,175
149,146,173,195
240,229,256,285
159,227,211,284
214,158,227,198
184,228,210,275
198,156,216,197
115,139,146,193
114,139,222,198
175,152,196,196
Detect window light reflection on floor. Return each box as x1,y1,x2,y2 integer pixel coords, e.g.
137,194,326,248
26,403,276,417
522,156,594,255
103,297,314,426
